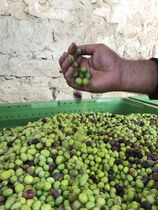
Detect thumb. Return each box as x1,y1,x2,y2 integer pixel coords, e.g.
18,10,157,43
77,44,98,55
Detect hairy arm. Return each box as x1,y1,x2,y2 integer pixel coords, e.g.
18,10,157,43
120,59,158,94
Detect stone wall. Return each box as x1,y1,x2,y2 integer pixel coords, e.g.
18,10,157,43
0,0,158,103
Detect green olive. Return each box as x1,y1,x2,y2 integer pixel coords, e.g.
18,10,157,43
76,48,82,55
82,78,90,86
73,61,79,68
75,77,83,86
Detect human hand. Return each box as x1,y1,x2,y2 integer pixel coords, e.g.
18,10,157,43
59,43,157,95
59,43,122,93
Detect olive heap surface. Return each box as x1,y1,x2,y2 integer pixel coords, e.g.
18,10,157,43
0,112,158,210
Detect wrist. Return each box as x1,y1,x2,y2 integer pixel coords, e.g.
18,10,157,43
119,58,158,94
148,58,158,99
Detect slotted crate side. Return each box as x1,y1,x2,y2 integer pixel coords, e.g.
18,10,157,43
130,96,158,106
0,98,158,129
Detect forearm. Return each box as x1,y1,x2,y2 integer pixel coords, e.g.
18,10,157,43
119,59,158,94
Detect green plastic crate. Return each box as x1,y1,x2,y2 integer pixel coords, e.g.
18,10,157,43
130,96,158,106
0,97,158,130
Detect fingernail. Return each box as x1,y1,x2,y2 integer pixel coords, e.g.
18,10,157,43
70,42,75,49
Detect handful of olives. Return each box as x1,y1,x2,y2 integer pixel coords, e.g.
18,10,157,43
69,48,92,87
